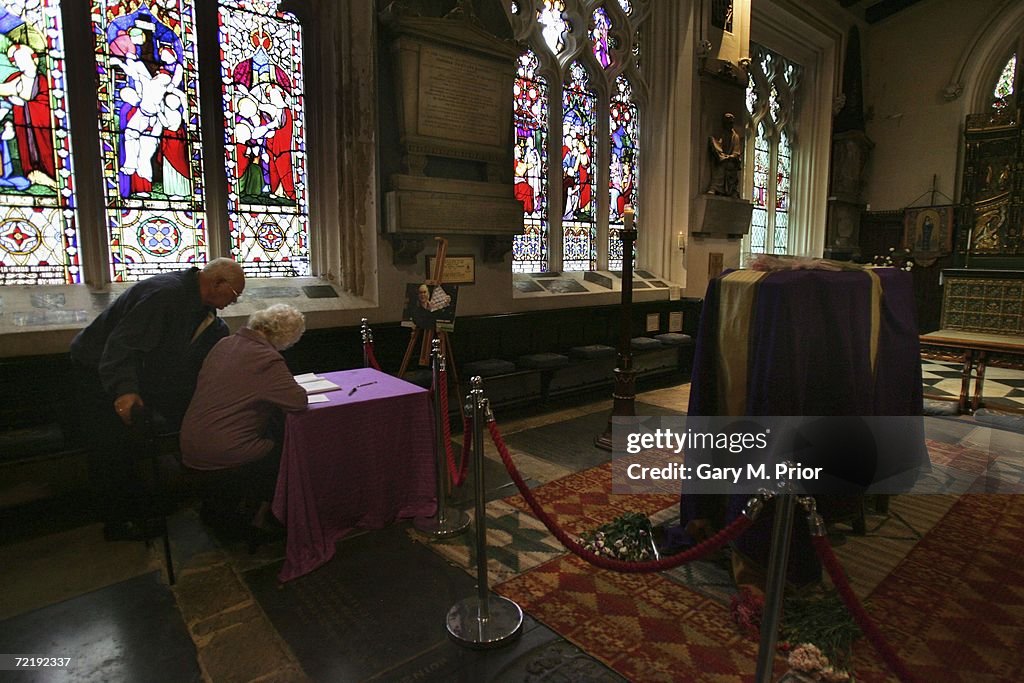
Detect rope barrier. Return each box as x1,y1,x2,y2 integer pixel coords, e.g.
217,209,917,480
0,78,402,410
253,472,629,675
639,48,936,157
810,534,921,683
437,367,467,487
479,398,920,681
364,341,382,371
486,418,755,572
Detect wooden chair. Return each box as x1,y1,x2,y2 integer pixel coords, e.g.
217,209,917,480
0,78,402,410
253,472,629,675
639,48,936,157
128,407,180,585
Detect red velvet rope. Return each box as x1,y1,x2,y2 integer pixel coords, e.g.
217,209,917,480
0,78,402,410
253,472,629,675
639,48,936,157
364,342,382,371
810,535,921,683
486,419,754,572
438,367,467,487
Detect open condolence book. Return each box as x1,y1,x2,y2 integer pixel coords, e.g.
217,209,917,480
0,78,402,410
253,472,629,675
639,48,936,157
294,374,341,395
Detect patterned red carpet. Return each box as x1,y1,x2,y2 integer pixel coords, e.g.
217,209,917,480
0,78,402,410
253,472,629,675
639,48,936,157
503,461,677,535
494,461,1024,682
849,493,1024,682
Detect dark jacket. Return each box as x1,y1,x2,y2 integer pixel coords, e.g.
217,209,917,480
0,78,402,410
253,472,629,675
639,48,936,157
70,268,227,421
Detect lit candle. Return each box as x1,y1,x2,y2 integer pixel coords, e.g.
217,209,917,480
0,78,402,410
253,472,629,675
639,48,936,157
624,205,635,231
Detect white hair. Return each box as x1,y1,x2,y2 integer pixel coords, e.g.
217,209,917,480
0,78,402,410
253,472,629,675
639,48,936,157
248,304,305,350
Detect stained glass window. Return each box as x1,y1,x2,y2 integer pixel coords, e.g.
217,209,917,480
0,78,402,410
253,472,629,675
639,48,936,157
93,0,206,282
0,0,80,285
992,53,1016,111
508,0,644,275
745,44,799,257
591,7,611,70
608,75,637,271
775,129,791,254
512,50,548,273
561,61,596,271
219,0,309,277
537,0,568,55
750,123,769,253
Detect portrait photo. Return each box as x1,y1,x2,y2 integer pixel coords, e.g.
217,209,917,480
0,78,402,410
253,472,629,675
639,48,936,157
402,283,460,332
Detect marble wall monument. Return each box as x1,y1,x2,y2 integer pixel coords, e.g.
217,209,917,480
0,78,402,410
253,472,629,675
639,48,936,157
380,4,522,262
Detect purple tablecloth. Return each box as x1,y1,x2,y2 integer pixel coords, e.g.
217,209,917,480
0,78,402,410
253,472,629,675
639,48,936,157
273,368,437,581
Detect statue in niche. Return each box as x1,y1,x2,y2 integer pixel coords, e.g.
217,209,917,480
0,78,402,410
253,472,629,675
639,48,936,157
707,112,743,198
833,137,866,197
997,163,1012,190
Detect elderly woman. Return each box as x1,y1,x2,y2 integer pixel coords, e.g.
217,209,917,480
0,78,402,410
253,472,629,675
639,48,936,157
180,304,307,532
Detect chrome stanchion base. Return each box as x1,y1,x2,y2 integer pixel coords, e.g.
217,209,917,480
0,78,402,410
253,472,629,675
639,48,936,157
446,595,523,648
414,508,470,537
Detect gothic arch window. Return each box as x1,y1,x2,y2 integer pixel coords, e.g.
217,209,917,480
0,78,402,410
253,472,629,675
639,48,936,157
1,0,314,287
512,49,549,273
745,42,800,256
991,51,1017,112
590,7,611,70
608,73,637,270
506,0,648,274
561,60,596,271
219,0,309,277
0,0,80,285
94,0,207,281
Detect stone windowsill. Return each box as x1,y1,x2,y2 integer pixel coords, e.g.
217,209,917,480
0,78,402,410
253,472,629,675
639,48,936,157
0,277,376,358
512,270,682,299
0,270,684,357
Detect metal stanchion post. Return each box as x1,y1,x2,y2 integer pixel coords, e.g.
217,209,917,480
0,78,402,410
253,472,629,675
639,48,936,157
447,376,523,648
754,483,797,683
360,318,371,368
415,339,470,538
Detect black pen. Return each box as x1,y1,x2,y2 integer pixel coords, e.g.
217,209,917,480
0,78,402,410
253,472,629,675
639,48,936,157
348,381,378,396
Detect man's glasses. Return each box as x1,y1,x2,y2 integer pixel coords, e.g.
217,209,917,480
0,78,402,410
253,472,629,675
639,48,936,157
224,281,243,303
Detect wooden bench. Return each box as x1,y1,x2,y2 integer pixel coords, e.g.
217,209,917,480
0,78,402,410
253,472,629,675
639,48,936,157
920,330,1024,414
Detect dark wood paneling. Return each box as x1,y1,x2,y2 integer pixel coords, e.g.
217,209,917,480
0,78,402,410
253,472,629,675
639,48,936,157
3,299,704,464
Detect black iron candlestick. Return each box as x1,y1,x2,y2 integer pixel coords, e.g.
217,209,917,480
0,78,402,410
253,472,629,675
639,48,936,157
596,207,638,451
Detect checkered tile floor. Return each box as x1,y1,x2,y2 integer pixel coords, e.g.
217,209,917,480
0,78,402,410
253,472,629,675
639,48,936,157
921,359,1024,411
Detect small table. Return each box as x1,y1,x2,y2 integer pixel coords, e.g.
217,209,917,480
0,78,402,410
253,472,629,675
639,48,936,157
920,330,1024,414
273,368,437,581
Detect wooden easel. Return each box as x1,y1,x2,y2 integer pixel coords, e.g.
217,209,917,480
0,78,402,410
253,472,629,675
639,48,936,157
399,238,463,416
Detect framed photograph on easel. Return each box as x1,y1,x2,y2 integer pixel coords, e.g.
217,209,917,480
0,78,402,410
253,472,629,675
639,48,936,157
401,283,460,332
902,205,955,265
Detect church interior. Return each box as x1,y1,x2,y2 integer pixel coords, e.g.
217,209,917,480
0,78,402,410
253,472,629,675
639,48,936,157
2,0,1024,681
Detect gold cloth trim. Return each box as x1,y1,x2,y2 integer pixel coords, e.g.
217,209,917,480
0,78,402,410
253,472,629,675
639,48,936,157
716,270,769,416
865,269,881,378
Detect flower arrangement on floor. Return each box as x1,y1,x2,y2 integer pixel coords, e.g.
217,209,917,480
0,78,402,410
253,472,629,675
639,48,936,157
730,586,764,639
730,586,859,681
578,511,656,561
785,643,852,682
871,247,914,271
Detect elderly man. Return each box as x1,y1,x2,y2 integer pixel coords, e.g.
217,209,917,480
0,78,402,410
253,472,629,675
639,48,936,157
70,257,245,540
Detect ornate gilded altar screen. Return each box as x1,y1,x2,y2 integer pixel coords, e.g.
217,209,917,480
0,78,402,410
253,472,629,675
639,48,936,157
958,109,1024,268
